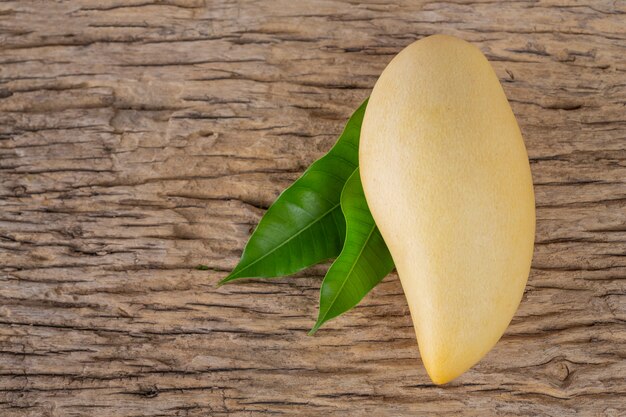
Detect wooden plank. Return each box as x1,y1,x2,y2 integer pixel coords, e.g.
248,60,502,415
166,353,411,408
0,0,624,415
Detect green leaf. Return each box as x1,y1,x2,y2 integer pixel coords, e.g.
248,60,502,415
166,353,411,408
220,100,368,285
196,264,210,271
310,168,395,334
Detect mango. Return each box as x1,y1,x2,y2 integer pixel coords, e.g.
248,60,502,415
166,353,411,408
359,35,535,384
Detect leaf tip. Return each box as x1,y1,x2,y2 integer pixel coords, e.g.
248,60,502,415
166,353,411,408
308,320,323,336
217,272,237,287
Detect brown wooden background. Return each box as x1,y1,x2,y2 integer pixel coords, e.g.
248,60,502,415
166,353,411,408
1,1,625,416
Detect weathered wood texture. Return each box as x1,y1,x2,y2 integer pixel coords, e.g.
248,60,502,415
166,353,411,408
0,1,625,416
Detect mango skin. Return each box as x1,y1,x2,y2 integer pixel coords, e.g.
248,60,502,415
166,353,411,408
360,35,535,384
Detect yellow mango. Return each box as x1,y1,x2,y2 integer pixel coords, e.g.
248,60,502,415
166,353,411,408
360,35,535,384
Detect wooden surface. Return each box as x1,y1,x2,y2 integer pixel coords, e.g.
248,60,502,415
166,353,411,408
1,1,625,416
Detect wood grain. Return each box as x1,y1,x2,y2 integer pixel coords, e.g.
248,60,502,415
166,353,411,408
1,1,625,416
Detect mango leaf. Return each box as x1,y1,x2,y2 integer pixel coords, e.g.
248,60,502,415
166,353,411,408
310,168,395,334
220,100,368,284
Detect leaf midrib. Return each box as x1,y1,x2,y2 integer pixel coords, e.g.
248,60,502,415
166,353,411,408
317,223,376,325
227,202,341,279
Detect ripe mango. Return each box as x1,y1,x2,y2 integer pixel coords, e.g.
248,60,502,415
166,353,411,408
360,35,535,384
